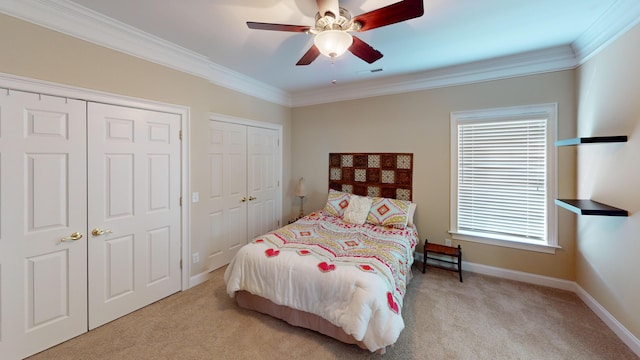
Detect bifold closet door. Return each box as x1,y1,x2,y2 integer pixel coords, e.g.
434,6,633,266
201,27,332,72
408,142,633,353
87,103,182,330
207,121,280,271
0,90,88,359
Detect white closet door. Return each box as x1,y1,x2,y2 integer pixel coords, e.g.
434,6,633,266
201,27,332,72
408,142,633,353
0,90,87,359
207,121,248,270
87,103,181,330
247,127,279,240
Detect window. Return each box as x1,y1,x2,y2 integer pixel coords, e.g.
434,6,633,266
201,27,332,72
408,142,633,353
450,104,558,253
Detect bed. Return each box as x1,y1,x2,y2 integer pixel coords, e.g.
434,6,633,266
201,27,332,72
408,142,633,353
224,153,417,353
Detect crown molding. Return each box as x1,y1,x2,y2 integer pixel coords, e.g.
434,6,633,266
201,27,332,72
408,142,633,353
1,0,637,108
291,46,577,107
572,0,640,64
0,0,292,107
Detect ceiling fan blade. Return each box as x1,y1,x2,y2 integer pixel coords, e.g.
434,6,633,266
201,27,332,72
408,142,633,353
353,0,424,32
247,22,311,33
348,36,383,64
296,45,321,66
316,0,340,18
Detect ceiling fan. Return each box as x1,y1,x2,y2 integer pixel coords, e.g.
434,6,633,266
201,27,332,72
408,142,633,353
247,0,424,65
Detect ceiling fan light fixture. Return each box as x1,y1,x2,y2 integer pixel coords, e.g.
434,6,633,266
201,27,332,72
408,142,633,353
314,30,353,59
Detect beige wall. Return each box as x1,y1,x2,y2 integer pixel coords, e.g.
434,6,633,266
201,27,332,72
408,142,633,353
0,14,293,277
575,23,640,339
292,71,577,280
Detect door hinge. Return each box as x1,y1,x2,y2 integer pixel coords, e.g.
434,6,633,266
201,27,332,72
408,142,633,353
277,220,280,226
277,139,280,146
179,130,182,140
179,196,182,206
180,259,183,269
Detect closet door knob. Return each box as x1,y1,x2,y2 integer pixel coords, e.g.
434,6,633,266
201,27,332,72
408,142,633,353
60,232,83,243
92,228,113,236
249,196,256,201
241,197,247,202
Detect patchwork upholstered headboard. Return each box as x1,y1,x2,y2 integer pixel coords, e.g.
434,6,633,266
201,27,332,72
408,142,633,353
328,153,413,201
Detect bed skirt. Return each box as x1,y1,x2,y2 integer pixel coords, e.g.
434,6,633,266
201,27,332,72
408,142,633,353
234,290,382,353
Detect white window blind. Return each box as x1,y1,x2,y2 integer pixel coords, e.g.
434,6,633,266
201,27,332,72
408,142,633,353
457,118,547,242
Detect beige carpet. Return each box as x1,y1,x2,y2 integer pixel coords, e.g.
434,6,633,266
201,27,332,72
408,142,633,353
29,265,637,360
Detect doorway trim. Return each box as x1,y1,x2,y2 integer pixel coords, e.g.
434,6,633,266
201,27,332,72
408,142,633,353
0,72,192,291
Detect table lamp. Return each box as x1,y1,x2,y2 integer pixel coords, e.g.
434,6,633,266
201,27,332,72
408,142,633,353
295,177,307,218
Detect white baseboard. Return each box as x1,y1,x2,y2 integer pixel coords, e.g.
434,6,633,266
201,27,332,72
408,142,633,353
415,253,640,357
575,284,640,356
189,270,211,288
460,261,577,292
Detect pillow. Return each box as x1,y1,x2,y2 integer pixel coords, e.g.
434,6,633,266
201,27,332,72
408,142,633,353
323,189,351,217
408,203,417,227
343,195,373,225
366,197,412,229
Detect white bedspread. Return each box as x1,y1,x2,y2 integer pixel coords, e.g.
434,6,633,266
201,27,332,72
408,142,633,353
224,211,418,352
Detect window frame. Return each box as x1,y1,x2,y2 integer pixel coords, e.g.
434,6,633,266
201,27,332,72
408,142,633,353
450,103,559,254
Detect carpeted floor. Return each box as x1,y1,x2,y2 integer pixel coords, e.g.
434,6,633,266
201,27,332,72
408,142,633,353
29,265,638,359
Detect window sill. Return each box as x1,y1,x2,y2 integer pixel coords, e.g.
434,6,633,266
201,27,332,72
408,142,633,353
449,231,560,254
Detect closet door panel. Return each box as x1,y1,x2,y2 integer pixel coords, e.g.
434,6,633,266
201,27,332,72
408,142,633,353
208,152,225,261
87,103,181,330
106,154,135,217
27,153,69,229
207,121,247,270
0,90,87,359
247,127,279,240
104,234,135,298
226,148,248,252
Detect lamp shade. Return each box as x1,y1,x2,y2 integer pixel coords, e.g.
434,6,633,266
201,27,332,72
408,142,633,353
313,30,353,59
295,177,307,197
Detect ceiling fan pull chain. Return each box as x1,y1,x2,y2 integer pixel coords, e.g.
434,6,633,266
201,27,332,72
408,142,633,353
331,60,337,85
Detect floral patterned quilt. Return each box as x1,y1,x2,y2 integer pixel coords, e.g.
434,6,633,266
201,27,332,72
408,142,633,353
224,210,419,352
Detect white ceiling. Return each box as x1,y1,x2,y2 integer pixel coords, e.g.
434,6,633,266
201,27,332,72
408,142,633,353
3,0,640,106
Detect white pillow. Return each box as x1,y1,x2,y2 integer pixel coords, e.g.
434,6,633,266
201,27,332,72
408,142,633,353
343,195,373,225
408,203,417,226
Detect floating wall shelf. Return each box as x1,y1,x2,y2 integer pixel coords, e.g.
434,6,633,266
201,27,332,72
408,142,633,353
555,136,627,147
555,199,628,217
555,135,628,216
